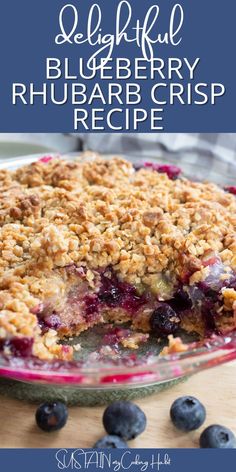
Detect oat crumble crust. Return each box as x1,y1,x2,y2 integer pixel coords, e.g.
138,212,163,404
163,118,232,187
0,154,236,360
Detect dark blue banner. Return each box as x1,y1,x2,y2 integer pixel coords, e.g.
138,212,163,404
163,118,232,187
0,0,235,132
0,448,236,471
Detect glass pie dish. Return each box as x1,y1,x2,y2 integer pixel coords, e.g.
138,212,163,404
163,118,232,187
0,152,236,401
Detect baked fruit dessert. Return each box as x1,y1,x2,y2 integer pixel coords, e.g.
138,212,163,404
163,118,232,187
0,154,236,361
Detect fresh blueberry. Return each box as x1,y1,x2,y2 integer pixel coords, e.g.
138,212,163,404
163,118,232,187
150,305,181,337
200,425,236,448
103,401,146,440
35,401,68,432
94,435,128,448
170,396,206,431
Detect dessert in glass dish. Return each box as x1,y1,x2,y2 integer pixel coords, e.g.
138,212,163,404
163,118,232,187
0,153,236,366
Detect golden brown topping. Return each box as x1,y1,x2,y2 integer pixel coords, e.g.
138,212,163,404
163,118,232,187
1,154,236,360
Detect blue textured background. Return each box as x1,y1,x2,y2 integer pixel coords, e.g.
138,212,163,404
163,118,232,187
0,448,236,471
0,0,235,132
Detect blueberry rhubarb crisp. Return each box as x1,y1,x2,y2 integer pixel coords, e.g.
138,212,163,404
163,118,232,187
0,154,236,361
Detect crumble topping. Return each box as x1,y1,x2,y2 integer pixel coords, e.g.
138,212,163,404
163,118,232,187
0,154,236,360
160,335,189,356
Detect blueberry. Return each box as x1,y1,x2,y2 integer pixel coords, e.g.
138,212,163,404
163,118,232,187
170,289,192,312
150,305,180,337
170,396,206,431
200,425,236,448
103,401,146,440
94,435,128,448
35,401,68,432
44,314,62,329
99,287,121,306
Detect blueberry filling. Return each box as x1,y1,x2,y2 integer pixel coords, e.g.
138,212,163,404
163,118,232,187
134,162,182,180
98,269,147,313
226,274,236,291
150,280,224,338
188,282,222,336
150,304,181,337
38,156,53,164
84,294,100,321
0,337,33,357
153,164,181,180
35,305,62,334
103,327,130,346
197,283,219,302
201,306,218,335
31,264,234,342
99,286,122,306
224,186,236,196
169,289,192,312
64,264,86,277
42,314,62,331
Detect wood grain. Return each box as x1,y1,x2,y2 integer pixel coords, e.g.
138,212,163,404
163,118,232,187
0,362,235,448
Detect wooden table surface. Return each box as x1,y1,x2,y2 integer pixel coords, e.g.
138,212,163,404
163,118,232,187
0,361,235,449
